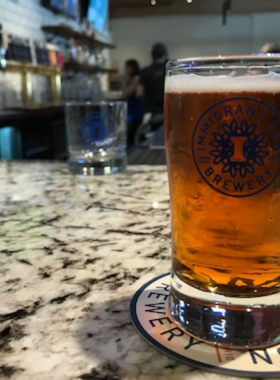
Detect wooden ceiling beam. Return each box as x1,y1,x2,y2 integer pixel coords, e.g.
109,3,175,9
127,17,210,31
110,0,280,18
110,0,173,8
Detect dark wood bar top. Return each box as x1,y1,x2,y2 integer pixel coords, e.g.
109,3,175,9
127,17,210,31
0,103,64,128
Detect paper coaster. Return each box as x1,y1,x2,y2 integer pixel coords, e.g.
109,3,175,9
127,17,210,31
130,273,280,377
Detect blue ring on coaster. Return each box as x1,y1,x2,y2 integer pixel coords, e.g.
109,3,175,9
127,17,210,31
130,273,280,377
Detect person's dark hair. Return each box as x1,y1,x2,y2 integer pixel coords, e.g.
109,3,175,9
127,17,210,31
151,43,168,61
260,42,280,54
125,59,140,77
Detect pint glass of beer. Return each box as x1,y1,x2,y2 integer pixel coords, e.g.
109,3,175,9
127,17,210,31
165,56,280,348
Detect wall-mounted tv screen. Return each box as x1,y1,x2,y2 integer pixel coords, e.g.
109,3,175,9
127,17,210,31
87,0,108,31
43,0,79,19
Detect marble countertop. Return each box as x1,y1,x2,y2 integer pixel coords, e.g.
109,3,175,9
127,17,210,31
0,162,239,380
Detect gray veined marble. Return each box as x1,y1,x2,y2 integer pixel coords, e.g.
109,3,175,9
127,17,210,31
0,162,244,380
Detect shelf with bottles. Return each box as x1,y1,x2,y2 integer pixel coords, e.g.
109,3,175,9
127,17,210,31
1,61,62,76
34,42,64,67
0,29,63,72
0,33,63,68
42,25,115,50
0,27,63,106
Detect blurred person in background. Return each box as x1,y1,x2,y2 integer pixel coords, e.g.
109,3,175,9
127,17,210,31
122,59,144,148
135,43,168,145
260,42,280,53
137,43,168,115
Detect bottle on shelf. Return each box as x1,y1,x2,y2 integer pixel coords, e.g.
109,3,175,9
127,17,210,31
56,51,64,67
35,42,50,65
46,43,57,66
5,34,32,63
0,25,8,68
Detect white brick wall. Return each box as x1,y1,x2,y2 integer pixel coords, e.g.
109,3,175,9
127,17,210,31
0,0,76,42
0,0,77,108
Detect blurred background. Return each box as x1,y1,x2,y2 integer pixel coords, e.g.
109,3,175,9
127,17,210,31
1,0,280,163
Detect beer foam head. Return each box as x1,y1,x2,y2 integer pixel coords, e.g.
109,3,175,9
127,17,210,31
165,72,280,93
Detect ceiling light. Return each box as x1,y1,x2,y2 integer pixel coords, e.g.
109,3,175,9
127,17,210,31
151,0,156,4
187,0,193,3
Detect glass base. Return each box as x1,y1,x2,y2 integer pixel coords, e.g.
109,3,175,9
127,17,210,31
68,158,127,176
170,273,280,349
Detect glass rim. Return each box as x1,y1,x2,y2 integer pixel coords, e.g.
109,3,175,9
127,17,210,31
65,101,126,107
166,54,280,71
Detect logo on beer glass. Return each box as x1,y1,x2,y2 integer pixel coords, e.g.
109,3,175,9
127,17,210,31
192,98,280,197
78,112,115,149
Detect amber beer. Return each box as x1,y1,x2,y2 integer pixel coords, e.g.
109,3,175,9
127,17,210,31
165,73,280,297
